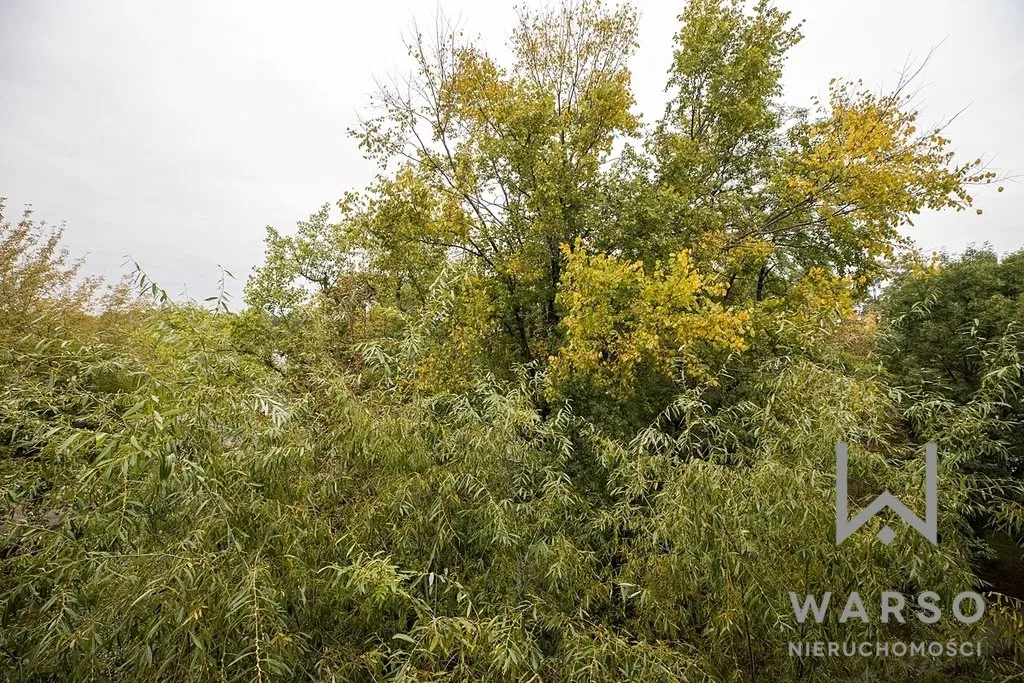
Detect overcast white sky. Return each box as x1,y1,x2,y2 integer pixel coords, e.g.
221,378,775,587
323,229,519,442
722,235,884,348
2,0,1021,303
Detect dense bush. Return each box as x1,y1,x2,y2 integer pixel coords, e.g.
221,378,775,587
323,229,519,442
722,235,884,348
878,248,1024,480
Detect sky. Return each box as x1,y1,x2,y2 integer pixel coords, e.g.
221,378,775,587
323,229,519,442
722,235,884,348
1,0,1022,303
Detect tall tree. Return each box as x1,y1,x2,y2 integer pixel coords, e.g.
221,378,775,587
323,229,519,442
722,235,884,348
606,0,997,305
351,1,641,367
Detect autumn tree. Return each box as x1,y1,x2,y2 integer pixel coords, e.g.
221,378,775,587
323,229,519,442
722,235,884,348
547,0,999,423
247,0,1001,421
348,3,640,369
603,0,996,303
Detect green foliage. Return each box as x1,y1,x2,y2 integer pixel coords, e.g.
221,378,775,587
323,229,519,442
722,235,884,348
0,199,99,347
4,290,1022,681
879,247,1024,404
3,1,1023,681
607,0,997,309
878,247,1024,536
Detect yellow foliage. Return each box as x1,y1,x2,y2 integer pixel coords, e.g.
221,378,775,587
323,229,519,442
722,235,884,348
767,267,856,346
550,240,751,398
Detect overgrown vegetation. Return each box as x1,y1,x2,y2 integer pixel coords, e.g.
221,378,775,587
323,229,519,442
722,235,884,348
2,1,1022,680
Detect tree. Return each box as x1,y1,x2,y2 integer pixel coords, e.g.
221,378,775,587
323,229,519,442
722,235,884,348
551,242,750,429
879,246,1024,479
604,0,997,308
349,1,641,368
0,199,97,345
244,0,999,416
